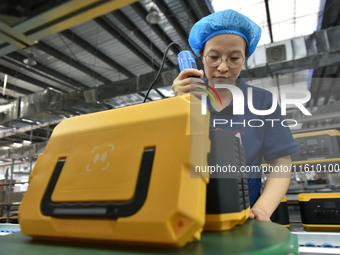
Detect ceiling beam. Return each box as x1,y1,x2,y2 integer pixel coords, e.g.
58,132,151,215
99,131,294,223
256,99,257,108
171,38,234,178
130,2,174,47
0,117,62,141
94,16,160,70
179,1,200,23
323,64,340,105
0,0,139,57
0,20,36,47
321,0,340,28
112,10,175,67
0,133,49,146
7,52,89,91
2,82,32,95
25,0,139,40
35,41,113,85
0,63,64,92
153,0,190,47
0,94,15,100
60,29,135,78
196,0,213,16
264,0,274,43
3,52,88,92
311,67,327,107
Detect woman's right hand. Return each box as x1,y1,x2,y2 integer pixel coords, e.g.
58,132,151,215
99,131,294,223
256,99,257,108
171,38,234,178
171,69,204,96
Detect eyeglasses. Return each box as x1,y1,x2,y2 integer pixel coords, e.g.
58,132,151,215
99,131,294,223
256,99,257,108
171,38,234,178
203,53,245,68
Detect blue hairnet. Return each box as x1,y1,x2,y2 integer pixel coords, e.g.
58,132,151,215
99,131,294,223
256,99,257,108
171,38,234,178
188,9,261,60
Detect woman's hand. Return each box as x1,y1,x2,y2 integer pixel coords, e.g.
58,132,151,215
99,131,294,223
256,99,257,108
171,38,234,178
172,69,204,96
249,207,271,221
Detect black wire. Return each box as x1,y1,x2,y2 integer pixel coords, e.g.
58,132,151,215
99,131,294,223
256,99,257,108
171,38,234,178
143,42,182,103
155,88,166,98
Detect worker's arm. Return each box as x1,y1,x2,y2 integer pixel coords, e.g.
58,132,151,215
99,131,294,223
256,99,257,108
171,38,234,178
249,155,292,221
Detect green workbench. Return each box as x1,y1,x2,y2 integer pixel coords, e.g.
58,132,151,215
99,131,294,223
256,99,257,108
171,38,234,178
0,220,298,255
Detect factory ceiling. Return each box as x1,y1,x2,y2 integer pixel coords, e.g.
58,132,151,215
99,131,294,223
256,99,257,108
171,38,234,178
0,0,339,159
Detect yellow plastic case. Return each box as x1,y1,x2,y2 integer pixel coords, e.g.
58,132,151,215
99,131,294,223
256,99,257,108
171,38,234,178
298,193,340,230
292,129,340,166
205,208,250,231
270,196,290,228
19,95,210,248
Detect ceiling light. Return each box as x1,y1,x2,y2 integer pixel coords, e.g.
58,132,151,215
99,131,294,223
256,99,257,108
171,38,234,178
2,73,7,96
23,54,37,66
21,118,34,123
12,143,23,148
146,7,161,24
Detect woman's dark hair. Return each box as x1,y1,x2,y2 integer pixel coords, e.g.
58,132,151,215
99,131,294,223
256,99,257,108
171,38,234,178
245,44,249,59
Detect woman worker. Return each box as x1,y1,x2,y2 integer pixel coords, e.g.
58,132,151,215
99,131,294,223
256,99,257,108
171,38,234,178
172,9,299,221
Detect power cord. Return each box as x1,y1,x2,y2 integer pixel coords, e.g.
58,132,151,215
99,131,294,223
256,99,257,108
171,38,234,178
143,42,182,103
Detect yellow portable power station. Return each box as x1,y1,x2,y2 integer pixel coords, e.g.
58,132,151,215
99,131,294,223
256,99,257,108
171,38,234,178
298,193,340,229
19,95,211,248
270,196,290,228
292,129,340,166
292,130,340,229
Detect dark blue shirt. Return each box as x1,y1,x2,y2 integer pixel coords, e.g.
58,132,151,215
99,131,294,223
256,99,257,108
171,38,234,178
207,78,299,206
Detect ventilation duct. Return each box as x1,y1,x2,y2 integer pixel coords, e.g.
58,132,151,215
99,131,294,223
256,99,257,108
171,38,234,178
243,25,340,78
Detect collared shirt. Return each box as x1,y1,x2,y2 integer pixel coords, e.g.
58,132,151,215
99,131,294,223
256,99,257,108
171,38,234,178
207,78,299,206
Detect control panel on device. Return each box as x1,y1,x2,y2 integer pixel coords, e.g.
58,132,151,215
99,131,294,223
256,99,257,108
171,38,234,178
292,130,340,161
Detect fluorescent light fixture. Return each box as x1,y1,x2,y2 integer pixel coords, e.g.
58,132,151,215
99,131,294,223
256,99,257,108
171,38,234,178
12,143,23,148
2,74,7,95
21,118,34,123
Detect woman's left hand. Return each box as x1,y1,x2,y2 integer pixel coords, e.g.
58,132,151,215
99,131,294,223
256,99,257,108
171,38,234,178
249,208,271,221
